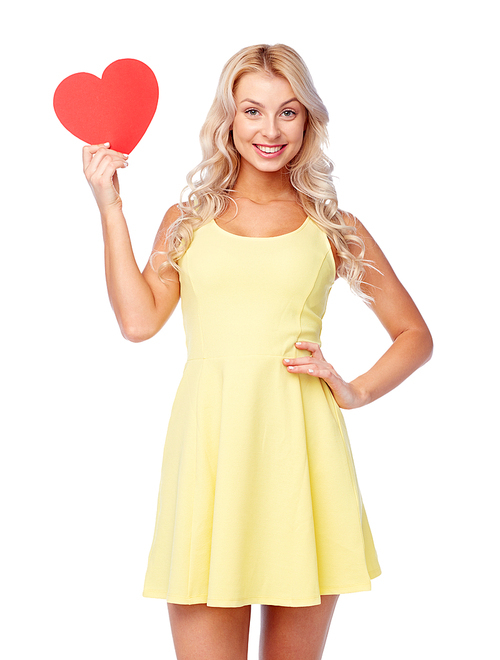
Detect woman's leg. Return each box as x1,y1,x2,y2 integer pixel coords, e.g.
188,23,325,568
259,594,339,660
167,602,252,660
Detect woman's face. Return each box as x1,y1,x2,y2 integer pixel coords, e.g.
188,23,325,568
231,72,307,174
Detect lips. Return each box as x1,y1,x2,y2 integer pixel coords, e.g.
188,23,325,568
254,144,286,154
252,144,288,159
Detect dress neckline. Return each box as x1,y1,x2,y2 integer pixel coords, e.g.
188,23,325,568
212,216,310,239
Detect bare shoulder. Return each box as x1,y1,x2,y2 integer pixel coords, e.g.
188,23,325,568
336,209,376,253
336,210,395,281
327,209,368,275
142,203,183,288
151,203,184,250
338,208,399,288
164,202,185,222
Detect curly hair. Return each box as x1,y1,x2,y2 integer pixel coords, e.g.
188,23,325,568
151,43,372,301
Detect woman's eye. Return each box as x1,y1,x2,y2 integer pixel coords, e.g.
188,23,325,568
243,108,297,118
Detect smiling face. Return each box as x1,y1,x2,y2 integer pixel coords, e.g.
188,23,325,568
231,72,307,174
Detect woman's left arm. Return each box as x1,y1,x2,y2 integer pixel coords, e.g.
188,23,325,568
283,217,433,409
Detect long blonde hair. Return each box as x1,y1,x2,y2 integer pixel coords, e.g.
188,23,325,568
152,44,371,300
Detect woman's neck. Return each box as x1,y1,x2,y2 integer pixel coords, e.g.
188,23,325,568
232,164,297,204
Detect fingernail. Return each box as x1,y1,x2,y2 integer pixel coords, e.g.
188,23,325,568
308,369,314,373
123,154,129,159
296,341,302,345
123,162,128,167
104,142,110,147
284,359,290,363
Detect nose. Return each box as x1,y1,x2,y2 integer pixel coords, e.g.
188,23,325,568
261,116,281,140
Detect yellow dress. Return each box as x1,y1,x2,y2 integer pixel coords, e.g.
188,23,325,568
142,216,381,607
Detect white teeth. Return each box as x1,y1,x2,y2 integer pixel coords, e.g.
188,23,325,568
256,145,283,153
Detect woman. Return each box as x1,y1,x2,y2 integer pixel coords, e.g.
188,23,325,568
83,44,432,660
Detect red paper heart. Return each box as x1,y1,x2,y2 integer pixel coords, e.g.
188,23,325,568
54,59,159,153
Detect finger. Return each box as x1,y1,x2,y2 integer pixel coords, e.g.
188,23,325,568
287,363,342,386
304,366,334,378
286,363,332,378
83,146,111,176
82,142,110,168
83,143,128,172
91,155,127,185
295,341,321,353
86,150,128,181
305,362,342,380
283,356,323,366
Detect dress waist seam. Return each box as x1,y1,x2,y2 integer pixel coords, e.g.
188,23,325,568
185,353,314,362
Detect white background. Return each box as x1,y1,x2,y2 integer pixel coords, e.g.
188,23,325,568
2,0,498,658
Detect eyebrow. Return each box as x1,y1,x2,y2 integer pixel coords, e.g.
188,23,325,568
239,97,300,107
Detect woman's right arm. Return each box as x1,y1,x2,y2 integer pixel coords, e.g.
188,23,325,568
83,144,180,342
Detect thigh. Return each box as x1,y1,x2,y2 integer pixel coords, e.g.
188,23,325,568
259,595,339,660
167,601,252,660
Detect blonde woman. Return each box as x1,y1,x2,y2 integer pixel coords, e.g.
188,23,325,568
83,44,432,660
